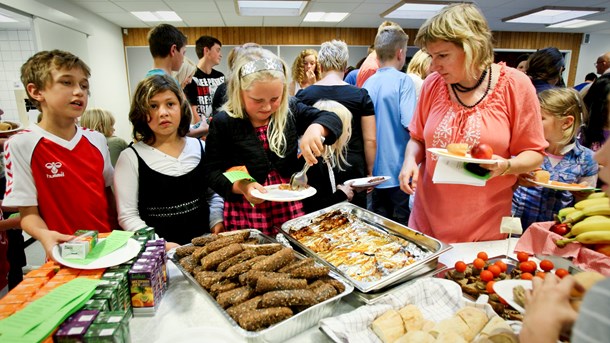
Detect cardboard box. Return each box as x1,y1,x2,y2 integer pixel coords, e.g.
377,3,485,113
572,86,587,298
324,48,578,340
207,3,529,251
60,230,98,259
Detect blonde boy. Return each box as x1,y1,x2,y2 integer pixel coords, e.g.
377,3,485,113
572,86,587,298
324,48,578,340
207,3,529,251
4,50,117,258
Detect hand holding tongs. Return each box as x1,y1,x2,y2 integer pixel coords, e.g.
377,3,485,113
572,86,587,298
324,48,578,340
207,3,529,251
290,136,325,191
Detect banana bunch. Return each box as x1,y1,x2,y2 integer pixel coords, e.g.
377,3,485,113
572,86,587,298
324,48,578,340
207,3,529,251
555,192,610,248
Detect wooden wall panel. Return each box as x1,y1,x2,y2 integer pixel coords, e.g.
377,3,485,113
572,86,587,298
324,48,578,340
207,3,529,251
123,27,582,85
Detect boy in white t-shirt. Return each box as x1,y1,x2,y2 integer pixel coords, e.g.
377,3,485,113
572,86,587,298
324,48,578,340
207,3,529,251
3,50,118,258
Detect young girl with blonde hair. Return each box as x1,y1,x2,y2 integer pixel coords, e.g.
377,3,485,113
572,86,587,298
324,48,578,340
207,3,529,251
301,100,355,213
289,48,320,96
80,108,128,166
513,88,598,229
205,48,343,235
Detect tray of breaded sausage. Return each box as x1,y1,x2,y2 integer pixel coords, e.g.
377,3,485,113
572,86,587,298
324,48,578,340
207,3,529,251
279,203,452,294
168,229,353,343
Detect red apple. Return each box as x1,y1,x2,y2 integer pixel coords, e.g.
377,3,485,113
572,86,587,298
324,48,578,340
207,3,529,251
550,223,570,236
471,143,493,159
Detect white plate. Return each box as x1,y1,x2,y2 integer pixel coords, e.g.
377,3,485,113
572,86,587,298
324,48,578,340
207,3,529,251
345,176,391,188
251,184,317,202
529,179,597,191
427,148,498,164
52,238,141,270
0,120,23,135
493,279,532,313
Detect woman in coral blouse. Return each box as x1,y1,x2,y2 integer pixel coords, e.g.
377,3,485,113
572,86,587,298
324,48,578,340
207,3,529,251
399,3,547,243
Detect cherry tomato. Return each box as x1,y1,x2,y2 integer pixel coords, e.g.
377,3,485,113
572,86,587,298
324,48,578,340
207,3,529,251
486,280,496,294
520,261,536,273
473,258,486,270
555,268,570,279
494,260,508,272
540,259,554,272
536,272,546,279
455,261,467,273
480,270,494,282
528,260,538,271
521,272,534,280
488,265,501,277
477,251,489,261
517,251,530,263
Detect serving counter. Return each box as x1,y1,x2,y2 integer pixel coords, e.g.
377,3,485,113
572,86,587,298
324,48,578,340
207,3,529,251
129,238,519,343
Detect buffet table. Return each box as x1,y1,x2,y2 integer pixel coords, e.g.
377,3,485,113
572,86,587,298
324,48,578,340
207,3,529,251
129,238,519,343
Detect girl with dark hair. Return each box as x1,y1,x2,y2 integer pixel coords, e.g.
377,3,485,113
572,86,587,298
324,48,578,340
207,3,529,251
581,75,610,151
114,74,224,250
527,47,565,93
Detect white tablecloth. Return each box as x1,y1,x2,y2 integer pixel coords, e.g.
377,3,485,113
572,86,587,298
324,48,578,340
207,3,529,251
129,238,520,343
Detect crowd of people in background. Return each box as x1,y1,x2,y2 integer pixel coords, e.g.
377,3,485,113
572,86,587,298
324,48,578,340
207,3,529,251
1,3,610,342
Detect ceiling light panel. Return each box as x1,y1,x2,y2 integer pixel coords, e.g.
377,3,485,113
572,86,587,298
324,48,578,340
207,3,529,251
384,3,447,19
547,19,606,28
131,11,182,22
237,1,307,16
503,6,604,24
303,12,349,22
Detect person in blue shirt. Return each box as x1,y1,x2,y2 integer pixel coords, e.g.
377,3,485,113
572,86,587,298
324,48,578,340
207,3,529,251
574,72,597,92
145,24,187,79
362,22,416,224
512,88,598,230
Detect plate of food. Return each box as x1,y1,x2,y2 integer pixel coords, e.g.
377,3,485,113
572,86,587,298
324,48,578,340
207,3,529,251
51,238,141,270
427,147,498,165
529,180,597,191
345,176,391,188
0,120,23,136
250,184,317,202
493,279,531,313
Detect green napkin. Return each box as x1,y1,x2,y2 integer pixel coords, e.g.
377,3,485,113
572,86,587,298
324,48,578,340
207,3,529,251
0,278,100,342
223,170,256,183
65,230,134,265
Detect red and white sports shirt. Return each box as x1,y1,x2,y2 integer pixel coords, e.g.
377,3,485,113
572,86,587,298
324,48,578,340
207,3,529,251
3,125,115,234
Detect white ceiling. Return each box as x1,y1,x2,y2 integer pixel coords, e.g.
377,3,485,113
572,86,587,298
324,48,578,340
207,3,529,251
2,0,610,34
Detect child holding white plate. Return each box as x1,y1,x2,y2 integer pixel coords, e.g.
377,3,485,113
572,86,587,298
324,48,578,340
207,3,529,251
301,100,355,213
204,48,342,235
114,74,224,250
512,88,598,230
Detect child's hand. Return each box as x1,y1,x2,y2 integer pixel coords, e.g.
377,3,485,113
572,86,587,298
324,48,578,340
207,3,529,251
337,183,354,201
40,231,74,261
517,173,538,187
305,70,316,84
211,222,225,234
300,124,326,165
165,242,180,252
240,180,266,205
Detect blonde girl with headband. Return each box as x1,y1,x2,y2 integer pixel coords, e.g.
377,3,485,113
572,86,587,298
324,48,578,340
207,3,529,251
512,88,598,229
289,48,320,96
301,100,355,213
205,48,343,235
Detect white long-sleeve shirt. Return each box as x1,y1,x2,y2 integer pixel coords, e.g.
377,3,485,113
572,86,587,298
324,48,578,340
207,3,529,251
113,138,223,232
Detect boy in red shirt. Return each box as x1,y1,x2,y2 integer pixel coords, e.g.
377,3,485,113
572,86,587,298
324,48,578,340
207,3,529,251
3,50,118,258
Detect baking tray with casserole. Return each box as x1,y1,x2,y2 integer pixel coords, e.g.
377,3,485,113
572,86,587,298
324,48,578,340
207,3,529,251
279,203,452,294
168,229,354,343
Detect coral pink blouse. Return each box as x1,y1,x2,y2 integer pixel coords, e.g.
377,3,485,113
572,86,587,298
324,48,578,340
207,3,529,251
408,63,547,243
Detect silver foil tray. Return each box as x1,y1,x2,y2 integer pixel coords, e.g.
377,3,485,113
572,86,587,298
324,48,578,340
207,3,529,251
168,229,354,343
279,203,452,293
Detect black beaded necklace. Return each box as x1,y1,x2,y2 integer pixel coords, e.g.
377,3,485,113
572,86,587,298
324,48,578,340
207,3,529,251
451,66,492,109
451,68,488,92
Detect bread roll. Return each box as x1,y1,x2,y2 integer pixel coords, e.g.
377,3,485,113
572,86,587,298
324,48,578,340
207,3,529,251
371,309,405,343
479,316,512,338
485,328,519,343
421,319,436,332
446,143,469,156
455,307,489,340
429,317,470,340
398,304,424,332
0,122,12,131
394,330,435,343
434,331,468,343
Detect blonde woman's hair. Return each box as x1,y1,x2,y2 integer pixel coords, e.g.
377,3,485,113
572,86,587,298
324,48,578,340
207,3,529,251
538,88,587,146
173,57,197,87
226,48,290,157
407,49,431,79
312,100,352,171
318,40,349,72
291,49,320,85
81,107,116,137
415,3,494,80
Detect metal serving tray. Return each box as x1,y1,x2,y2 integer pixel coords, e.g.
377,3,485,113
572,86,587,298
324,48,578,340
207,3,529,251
279,203,452,294
168,229,354,343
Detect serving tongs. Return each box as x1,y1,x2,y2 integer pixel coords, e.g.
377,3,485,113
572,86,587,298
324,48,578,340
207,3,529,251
289,162,311,191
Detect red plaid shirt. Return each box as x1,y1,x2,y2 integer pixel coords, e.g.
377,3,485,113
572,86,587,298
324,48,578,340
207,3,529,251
223,125,304,236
